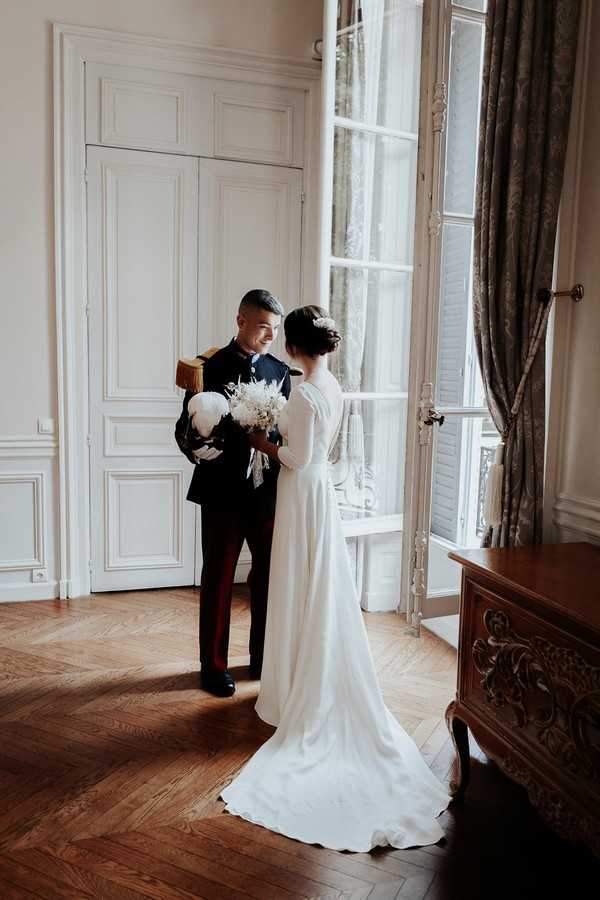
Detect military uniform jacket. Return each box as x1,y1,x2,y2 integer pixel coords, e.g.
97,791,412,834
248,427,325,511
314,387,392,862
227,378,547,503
175,339,291,510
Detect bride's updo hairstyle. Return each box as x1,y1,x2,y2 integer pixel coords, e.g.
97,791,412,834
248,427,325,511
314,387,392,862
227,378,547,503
284,305,341,358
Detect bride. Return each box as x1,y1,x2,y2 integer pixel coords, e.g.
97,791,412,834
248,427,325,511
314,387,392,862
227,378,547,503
220,305,449,852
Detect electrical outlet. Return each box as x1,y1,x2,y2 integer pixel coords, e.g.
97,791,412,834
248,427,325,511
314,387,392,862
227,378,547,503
31,568,47,583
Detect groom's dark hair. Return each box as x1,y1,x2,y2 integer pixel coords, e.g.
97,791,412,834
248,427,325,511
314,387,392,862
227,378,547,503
239,289,284,317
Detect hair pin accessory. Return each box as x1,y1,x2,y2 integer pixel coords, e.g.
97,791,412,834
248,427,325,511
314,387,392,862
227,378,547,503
313,316,336,330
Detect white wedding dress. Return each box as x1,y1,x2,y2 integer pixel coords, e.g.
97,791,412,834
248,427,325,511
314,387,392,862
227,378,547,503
221,373,449,851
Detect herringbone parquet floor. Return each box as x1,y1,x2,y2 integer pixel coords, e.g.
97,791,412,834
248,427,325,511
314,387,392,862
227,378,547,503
0,587,597,899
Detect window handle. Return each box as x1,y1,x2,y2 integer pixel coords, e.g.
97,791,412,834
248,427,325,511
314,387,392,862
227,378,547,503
424,410,445,428
418,400,445,446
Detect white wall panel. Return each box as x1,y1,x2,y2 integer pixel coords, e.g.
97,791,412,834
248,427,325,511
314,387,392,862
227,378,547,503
105,470,183,569
0,444,58,602
213,83,304,166
104,415,179,457
102,158,187,401
0,474,44,569
86,63,306,166
199,158,302,356
86,62,211,156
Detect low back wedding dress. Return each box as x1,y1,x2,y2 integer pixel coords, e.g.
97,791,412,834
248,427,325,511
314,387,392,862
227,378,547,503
221,372,449,851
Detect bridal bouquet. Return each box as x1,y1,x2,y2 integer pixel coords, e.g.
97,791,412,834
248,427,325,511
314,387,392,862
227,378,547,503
227,378,287,486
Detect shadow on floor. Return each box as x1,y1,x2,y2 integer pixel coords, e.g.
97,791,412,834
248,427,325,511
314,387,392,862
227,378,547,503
433,758,599,900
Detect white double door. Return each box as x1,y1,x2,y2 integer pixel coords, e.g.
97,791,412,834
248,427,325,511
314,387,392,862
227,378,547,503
87,145,302,591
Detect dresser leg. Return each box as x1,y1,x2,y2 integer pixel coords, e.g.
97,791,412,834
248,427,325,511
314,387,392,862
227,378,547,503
445,699,470,800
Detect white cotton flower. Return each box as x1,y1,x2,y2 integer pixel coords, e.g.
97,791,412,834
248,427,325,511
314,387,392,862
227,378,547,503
188,391,229,437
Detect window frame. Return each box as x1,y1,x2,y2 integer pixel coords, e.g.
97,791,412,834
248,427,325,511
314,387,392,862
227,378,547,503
322,0,424,540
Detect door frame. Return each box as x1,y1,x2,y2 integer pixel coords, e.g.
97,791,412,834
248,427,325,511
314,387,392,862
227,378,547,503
400,0,451,632
53,22,322,598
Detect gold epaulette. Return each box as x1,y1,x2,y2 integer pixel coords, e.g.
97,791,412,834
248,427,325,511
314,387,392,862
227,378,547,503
175,347,220,393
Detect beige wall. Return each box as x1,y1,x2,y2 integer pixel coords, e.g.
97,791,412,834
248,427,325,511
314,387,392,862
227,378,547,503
547,0,600,543
0,0,322,436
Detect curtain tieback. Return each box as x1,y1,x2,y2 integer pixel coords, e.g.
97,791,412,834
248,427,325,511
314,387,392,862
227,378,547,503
483,298,554,528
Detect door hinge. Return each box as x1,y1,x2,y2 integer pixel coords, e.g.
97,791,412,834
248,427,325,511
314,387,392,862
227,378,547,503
84,304,90,317
86,434,91,447
83,168,89,184
88,559,93,574
300,191,306,204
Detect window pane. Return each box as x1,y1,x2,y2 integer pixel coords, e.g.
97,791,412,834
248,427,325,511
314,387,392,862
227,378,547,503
452,0,486,10
331,127,417,265
332,398,406,521
429,414,498,549
335,0,422,133
330,266,412,392
435,223,473,405
444,18,484,216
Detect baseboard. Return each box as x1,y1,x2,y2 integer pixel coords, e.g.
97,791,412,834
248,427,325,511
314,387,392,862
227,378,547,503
63,577,84,599
0,581,60,603
421,591,460,619
362,591,399,613
422,614,459,649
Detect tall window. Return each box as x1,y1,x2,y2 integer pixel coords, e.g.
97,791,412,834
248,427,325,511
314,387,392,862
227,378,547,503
323,0,488,611
326,0,423,610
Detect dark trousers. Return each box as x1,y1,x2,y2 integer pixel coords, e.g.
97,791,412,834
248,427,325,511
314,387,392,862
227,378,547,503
199,498,274,674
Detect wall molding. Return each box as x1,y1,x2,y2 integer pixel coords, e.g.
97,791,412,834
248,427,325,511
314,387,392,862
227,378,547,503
59,23,321,83
0,435,58,458
0,472,46,570
53,21,322,597
553,493,600,542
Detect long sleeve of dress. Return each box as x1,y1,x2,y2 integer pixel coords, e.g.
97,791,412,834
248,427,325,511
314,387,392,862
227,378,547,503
278,387,315,471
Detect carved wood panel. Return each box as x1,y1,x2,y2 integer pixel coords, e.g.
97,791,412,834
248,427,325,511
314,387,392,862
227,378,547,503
462,580,600,799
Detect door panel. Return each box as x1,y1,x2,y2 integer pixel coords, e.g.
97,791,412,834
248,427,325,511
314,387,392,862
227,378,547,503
198,158,302,360
87,146,198,591
197,158,303,580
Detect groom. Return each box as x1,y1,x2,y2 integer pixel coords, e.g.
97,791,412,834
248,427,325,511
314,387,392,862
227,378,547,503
175,290,291,697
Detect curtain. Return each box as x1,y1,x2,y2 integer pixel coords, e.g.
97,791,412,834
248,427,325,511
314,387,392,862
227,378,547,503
473,0,581,546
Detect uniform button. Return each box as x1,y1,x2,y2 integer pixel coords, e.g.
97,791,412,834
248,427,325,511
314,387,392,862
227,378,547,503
251,366,256,373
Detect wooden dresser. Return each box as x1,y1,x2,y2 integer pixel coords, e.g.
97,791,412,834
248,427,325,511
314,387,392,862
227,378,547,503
446,542,600,856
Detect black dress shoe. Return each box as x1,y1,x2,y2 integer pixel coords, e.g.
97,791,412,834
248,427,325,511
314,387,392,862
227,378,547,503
248,659,262,680
200,670,236,697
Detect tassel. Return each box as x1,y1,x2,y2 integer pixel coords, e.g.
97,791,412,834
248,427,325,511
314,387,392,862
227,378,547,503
348,404,364,463
483,442,504,527
175,347,220,392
